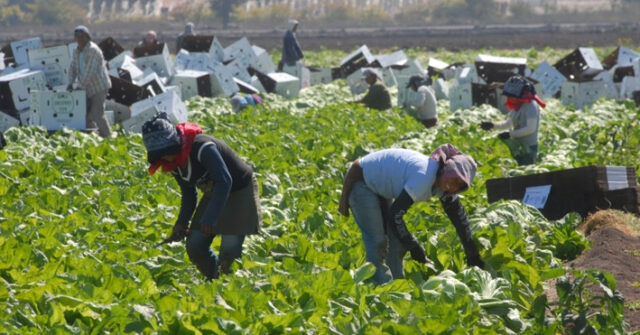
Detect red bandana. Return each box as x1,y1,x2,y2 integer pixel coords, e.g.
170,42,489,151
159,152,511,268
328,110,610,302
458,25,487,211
148,123,202,175
505,92,547,111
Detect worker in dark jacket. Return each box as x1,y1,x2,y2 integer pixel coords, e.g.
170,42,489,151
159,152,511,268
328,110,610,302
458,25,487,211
279,19,304,71
142,112,262,279
357,68,392,111
339,144,484,285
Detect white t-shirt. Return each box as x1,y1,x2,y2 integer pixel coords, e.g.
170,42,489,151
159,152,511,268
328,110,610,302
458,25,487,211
360,148,440,202
407,85,437,120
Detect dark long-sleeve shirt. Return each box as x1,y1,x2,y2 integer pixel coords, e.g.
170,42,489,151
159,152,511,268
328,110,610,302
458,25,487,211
282,30,304,66
173,135,253,228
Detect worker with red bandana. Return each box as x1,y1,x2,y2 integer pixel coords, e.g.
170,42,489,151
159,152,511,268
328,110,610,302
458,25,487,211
480,76,546,166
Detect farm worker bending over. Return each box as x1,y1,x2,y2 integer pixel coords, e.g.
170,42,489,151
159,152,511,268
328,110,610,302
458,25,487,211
279,19,304,71
357,68,392,111
338,144,484,285
403,75,438,128
67,25,112,139
142,112,262,279
480,75,545,166
230,93,263,113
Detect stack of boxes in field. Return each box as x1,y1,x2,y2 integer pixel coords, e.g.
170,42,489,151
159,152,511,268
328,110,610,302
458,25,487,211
554,48,606,109
338,45,430,107
486,166,640,220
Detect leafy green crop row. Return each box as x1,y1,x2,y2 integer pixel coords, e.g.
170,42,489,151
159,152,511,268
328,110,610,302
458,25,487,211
0,76,637,333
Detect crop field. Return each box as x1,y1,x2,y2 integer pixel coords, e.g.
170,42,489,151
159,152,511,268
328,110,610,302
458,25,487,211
1,47,640,333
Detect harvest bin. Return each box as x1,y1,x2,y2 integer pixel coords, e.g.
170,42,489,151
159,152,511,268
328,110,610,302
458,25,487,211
486,165,639,220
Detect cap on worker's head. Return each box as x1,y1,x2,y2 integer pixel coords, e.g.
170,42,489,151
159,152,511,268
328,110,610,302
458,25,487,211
502,75,535,98
141,112,181,164
407,74,426,88
74,25,91,40
362,68,380,79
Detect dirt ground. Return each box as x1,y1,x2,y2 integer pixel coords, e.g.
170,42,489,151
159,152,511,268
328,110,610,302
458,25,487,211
546,210,640,332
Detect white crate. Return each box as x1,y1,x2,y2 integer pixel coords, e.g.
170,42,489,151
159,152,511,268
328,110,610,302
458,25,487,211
561,80,606,110
175,51,219,73
340,45,375,67
0,111,19,132
381,67,396,88
612,46,640,67
633,58,640,79
283,61,310,89
11,38,43,66
225,59,252,83
577,48,604,76
374,50,407,68
250,76,266,93
27,45,71,87
268,72,300,99
107,51,133,71
210,64,239,96
0,52,4,71
455,65,484,85
395,75,412,107
170,70,211,100
593,70,619,99
104,110,115,126
620,76,640,99
233,78,260,94
129,90,187,125
449,82,472,111
135,72,166,95
433,78,449,100
29,90,86,131
530,61,566,99
345,69,370,95
475,54,527,65
121,105,159,133
105,100,131,123
134,44,174,78
0,69,47,111
309,66,333,86
19,109,31,125
209,37,225,63
251,45,276,74
223,37,257,69
108,55,144,82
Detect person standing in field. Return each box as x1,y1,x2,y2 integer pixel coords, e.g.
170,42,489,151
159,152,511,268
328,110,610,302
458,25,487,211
142,112,261,279
403,75,438,128
339,144,484,285
279,19,304,71
67,25,112,138
480,76,545,166
356,68,392,111
176,22,196,53
139,30,161,49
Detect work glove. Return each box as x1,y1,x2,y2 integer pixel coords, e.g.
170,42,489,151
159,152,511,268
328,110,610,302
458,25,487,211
169,224,190,242
498,131,510,140
480,121,494,130
409,244,428,264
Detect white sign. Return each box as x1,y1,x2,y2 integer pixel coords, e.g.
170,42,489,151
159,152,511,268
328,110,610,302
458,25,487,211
606,166,630,191
522,185,552,209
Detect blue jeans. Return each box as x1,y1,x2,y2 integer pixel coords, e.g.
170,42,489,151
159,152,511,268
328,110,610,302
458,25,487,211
185,231,245,280
515,144,538,166
349,181,405,285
